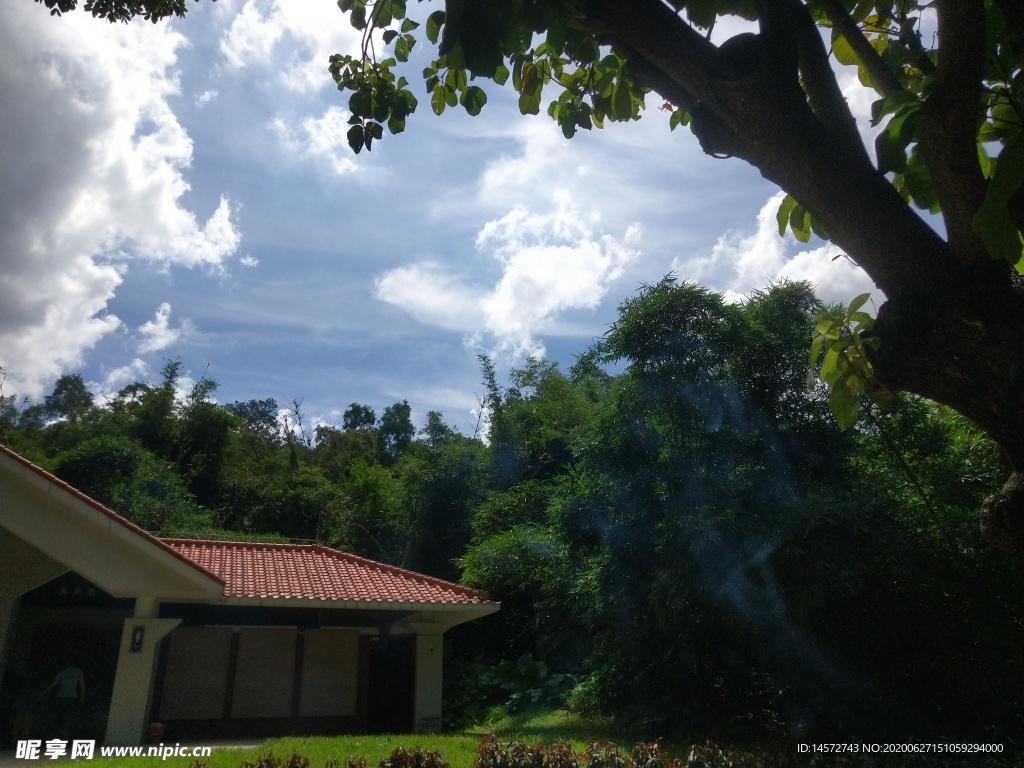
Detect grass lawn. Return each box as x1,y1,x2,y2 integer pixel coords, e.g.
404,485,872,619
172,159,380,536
74,710,618,768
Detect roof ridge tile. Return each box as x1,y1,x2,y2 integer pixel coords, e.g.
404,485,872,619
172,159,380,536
159,538,494,605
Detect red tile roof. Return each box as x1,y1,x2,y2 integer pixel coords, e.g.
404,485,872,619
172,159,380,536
161,539,494,606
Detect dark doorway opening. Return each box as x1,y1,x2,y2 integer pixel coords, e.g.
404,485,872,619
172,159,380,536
367,635,415,733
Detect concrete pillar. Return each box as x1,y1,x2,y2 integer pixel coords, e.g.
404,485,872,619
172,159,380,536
412,633,443,733
104,603,180,745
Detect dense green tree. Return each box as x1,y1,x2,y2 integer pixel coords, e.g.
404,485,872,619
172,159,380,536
52,435,202,531
377,399,415,464
399,424,488,581
131,359,181,461
338,459,408,563
225,398,282,461
175,376,235,507
313,424,377,482
41,374,94,422
552,278,1024,740
421,410,456,449
488,359,600,488
343,402,377,432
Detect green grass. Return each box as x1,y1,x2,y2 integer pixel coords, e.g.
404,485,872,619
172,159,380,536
75,709,616,768
80,733,483,768
479,708,621,747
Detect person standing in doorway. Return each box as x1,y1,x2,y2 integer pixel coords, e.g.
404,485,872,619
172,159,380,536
39,657,85,737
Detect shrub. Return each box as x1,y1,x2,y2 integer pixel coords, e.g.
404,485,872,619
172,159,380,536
543,743,580,768
581,743,627,768
475,735,545,768
379,746,450,768
240,753,310,768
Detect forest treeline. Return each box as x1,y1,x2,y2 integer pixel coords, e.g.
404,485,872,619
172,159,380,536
2,278,1022,744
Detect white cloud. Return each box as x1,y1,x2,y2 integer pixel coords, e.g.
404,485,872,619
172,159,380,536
0,3,242,398
138,303,190,354
271,106,360,176
679,193,881,307
195,89,219,106
375,262,483,331
219,0,362,94
239,255,260,268
376,191,639,361
93,357,150,398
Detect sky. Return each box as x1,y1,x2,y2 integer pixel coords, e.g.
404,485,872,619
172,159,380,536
0,0,881,434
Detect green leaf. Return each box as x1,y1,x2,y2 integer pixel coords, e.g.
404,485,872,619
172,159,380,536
789,203,811,243
669,108,690,131
346,124,364,154
831,31,859,66
847,293,871,314
445,67,467,93
973,131,1024,265
870,89,918,127
828,386,860,430
519,64,542,115
430,84,447,115
400,18,418,33
425,10,445,44
611,77,632,120
394,35,411,62
349,89,372,118
776,194,798,236
460,85,487,116
388,112,407,134
809,214,829,240
493,64,510,86
350,3,366,30
370,0,392,27
978,142,992,179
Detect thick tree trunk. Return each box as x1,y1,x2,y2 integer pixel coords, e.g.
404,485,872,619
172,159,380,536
872,277,1024,551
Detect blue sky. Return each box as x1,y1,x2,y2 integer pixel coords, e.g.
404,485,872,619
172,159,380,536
0,0,879,434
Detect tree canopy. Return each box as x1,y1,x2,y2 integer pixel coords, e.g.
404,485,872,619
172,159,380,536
33,0,1024,550
3,279,1022,739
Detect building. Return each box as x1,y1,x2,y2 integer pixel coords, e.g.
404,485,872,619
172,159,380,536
0,444,498,744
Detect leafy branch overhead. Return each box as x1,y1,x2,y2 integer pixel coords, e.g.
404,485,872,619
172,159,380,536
808,293,885,430
330,0,649,151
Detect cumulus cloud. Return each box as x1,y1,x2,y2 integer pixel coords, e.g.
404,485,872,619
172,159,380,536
93,357,150,398
271,106,359,176
220,0,362,94
138,303,190,354
195,89,219,106
376,191,639,360
680,193,881,307
0,4,241,398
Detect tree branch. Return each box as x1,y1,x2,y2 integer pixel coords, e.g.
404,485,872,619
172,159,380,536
920,0,993,266
814,0,902,97
577,0,950,299
786,0,871,165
